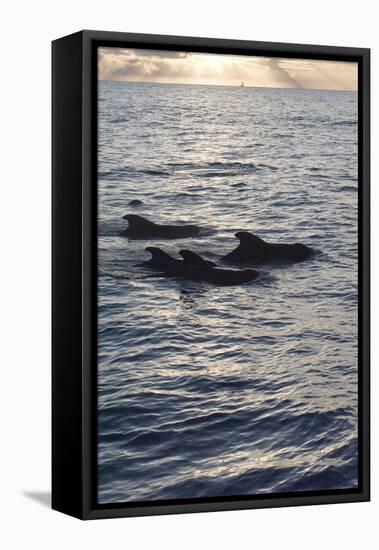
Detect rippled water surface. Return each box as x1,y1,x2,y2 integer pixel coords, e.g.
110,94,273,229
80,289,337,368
97,81,358,504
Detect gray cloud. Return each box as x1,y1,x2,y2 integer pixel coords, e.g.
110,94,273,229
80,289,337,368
264,58,301,88
130,49,189,59
99,47,188,60
105,57,187,80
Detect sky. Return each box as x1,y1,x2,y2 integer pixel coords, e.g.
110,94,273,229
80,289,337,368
98,47,358,91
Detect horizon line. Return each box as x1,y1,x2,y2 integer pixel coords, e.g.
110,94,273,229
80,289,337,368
99,79,357,93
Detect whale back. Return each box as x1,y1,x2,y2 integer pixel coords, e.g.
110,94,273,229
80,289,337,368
123,214,155,230
145,246,176,263
236,231,267,248
128,199,143,206
179,250,212,267
121,214,201,239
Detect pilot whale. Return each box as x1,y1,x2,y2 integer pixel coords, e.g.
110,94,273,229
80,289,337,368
128,199,143,206
139,246,180,269
222,232,312,264
138,246,216,271
177,250,259,285
120,214,201,239
138,247,258,285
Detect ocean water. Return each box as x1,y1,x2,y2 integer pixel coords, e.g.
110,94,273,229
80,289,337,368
97,80,358,504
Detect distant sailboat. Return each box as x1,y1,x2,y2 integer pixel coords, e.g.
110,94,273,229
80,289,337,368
240,81,245,87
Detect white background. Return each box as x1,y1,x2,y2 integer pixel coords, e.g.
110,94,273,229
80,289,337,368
1,0,376,548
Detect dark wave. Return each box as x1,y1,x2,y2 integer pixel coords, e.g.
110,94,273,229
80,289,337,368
332,120,357,127
98,397,357,501
340,185,357,192
99,160,280,181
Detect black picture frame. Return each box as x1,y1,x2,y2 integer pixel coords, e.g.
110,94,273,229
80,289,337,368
52,30,370,520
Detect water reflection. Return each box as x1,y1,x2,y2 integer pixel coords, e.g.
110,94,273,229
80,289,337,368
97,82,358,503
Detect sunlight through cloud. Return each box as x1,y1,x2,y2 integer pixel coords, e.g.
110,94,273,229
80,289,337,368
98,48,357,91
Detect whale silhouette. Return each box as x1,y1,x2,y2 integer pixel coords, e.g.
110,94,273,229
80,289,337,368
139,246,180,269
138,247,258,285
138,246,216,271
177,250,259,285
222,231,312,264
128,199,143,206
120,214,201,239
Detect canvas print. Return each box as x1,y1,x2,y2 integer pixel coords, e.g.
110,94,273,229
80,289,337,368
97,47,358,504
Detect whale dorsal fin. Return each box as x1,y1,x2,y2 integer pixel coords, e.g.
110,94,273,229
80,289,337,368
145,246,174,261
179,250,211,267
236,232,266,247
123,214,155,229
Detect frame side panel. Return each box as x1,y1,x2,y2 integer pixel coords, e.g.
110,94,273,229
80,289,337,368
52,32,84,519
360,50,370,499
